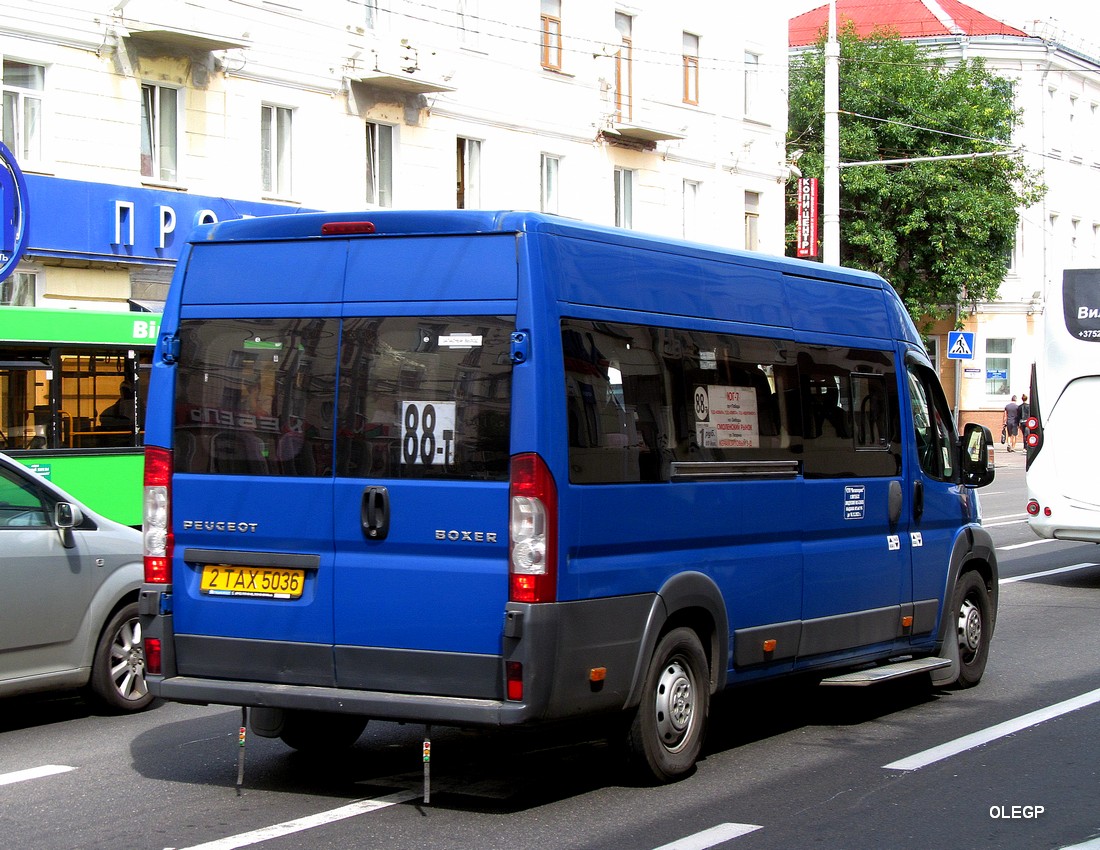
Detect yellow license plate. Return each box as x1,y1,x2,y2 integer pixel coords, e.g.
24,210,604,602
200,564,305,599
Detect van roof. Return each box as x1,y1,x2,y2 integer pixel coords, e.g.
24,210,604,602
194,209,888,291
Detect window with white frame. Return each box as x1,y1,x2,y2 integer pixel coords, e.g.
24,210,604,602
2,60,44,165
683,180,699,238
614,166,633,229
457,137,481,209
924,336,940,377
614,12,633,121
541,153,560,214
541,0,562,70
744,191,760,251
0,270,38,306
682,33,699,105
261,104,293,196
985,338,1012,396
366,122,393,207
744,51,761,118
141,83,179,183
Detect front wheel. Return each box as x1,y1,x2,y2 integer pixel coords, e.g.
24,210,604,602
949,571,992,689
89,602,153,713
626,627,710,783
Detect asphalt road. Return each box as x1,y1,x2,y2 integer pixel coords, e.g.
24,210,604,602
2,450,1098,850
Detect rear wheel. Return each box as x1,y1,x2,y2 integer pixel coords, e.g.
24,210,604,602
89,602,153,713
626,627,709,783
279,710,367,752
949,571,992,689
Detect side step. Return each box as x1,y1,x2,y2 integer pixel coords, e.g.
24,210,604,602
819,656,951,687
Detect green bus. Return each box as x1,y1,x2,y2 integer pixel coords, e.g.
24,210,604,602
0,306,158,526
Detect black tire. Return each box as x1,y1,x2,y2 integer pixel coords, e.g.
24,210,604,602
89,601,153,713
279,710,367,752
626,627,709,783
949,571,992,689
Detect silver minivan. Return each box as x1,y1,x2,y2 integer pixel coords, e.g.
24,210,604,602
0,451,150,712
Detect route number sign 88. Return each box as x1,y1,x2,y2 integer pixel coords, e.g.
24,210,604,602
400,401,457,466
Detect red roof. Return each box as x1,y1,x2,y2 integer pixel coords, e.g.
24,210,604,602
790,0,1029,47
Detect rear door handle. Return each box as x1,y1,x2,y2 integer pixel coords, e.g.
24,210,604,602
361,486,390,541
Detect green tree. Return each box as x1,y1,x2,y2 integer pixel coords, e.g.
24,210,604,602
787,25,1044,321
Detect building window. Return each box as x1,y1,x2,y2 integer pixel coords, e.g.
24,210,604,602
457,0,479,48
261,104,293,196
0,270,37,306
2,60,44,164
614,12,633,121
924,336,940,377
614,166,633,229
541,0,562,70
541,153,560,214
682,33,699,105
366,122,393,207
457,137,481,209
683,180,699,238
140,83,179,183
744,191,760,251
744,51,760,118
985,338,1012,396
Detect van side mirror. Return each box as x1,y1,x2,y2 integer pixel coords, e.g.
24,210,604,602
958,423,995,488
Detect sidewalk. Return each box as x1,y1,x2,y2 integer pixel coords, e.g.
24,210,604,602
993,442,1027,469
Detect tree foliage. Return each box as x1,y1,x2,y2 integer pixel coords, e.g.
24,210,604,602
787,25,1044,321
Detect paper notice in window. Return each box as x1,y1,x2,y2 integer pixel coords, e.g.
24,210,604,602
694,385,759,449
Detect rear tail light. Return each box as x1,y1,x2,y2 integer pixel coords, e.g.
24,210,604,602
506,661,524,701
509,453,558,603
1024,416,1041,450
145,638,162,675
144,446,173,584
1026,500,1040,516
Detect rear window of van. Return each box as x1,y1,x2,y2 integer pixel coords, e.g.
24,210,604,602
173,316,514,480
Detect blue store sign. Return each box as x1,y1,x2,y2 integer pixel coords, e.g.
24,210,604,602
22,174,310,267
0,142,31,280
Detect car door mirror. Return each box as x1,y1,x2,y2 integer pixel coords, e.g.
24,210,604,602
54,502,84,549
958,423,995,488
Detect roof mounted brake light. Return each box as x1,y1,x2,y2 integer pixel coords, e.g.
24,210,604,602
321,221,376,235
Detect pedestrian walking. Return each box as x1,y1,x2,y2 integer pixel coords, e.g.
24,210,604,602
1019,393,1031,443
1003,394,1020,452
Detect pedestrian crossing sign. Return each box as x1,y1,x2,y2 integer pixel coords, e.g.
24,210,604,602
947,331,975,360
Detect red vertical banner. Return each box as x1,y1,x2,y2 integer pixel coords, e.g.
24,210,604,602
796,177,818,259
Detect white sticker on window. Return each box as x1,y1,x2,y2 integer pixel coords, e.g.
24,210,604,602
439,334,482,349
693,385,759,448
400,401,457,466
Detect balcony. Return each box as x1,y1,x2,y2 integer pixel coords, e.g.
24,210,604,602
118,0,250,52
345,38,455,96
602,103,686,149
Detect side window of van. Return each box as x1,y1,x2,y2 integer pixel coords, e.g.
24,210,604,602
798,346,902,479
563,319,801,483
335,316,513,481
907,365,956,481
175,318,340,476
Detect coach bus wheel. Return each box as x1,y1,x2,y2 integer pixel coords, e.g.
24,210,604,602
627,627,709,783
279,710,368,752
950,571,991,689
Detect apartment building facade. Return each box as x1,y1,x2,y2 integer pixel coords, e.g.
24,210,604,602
1,0,790,312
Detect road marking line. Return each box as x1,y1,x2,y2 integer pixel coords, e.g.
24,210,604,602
884,686,1100,771
999,538,1056,550
0,765,76,786
1001,562,1099,583
652,823,763,850
177,789,419,850
984,512,1029,522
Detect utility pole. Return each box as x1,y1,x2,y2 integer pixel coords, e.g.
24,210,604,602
823,0,840,266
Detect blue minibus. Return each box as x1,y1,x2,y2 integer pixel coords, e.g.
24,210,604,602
140,211,997,782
